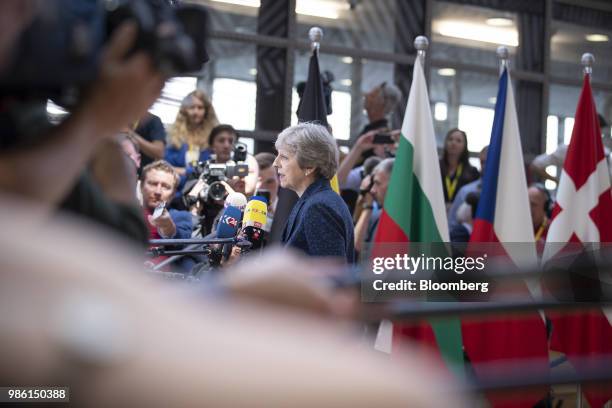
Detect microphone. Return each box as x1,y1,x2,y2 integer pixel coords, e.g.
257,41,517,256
216,205,242,238
241,197,268,250
225,192,247,211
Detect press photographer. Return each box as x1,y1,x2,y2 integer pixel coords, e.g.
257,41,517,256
0,0,210,244
184,124,259,236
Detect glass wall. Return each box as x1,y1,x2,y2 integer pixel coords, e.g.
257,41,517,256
162,0,612,160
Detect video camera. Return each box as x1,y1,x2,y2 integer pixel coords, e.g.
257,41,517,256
1,0,210,109
188,142,249,201
0,0,210,146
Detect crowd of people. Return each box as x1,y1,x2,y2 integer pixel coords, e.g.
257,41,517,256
1,1,610,405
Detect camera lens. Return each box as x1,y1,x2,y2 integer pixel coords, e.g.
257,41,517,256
208,181,226,201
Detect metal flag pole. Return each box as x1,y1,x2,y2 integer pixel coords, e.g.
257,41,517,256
497,45,509,75
414,35,428,67
575,51,594,408
309,26,323,56
581,52,594,76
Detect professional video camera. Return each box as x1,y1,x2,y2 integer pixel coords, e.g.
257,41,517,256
0,0,210,139
187,142,249,201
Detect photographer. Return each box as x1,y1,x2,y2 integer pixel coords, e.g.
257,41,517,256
0,17,164,211
183,124,254,236
337,129,399,214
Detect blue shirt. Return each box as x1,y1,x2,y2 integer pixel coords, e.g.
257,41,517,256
282,177,355,264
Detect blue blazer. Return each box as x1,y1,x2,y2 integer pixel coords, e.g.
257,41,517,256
282,177,355,263
165,143,212,169
169,209,193,239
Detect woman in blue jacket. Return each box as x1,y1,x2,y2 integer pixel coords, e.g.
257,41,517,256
274,123,355,264
165,89,219,175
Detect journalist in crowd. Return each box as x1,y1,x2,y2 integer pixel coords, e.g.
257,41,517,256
274,123,355,263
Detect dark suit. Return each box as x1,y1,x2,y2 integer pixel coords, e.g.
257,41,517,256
282,177,355,264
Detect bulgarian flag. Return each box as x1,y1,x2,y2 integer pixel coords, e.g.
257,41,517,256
373,54,464,375
542,69,612,408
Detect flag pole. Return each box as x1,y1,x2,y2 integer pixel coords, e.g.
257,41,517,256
308,27,323,56
573,51,595,408
414,35,428,67
581,52,594,76
574,51,596,408
496,45,509,74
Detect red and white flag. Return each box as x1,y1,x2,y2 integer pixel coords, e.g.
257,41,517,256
542,71,612,408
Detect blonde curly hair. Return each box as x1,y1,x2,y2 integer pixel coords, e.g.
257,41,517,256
168,89,219,149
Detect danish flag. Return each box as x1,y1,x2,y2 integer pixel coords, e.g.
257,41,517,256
543,70,612,408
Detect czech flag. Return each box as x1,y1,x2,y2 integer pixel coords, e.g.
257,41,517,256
464,67,549,407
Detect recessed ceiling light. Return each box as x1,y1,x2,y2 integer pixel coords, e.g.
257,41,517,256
212,0,260,7
437,68,456,77
341,56,353,64
436,20,519,47
486,18,513,27
586,34,609,42
340,79,352,86
249,68,257,76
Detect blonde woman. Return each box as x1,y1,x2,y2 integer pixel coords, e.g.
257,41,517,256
165,89,219,175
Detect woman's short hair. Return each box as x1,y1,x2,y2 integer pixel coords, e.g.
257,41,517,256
275,123,338,180
209,124,238,147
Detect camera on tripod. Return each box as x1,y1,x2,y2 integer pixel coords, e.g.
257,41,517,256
189,142,249,201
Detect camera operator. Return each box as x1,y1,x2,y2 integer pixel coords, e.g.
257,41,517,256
0,5,165,241
184,124,258,236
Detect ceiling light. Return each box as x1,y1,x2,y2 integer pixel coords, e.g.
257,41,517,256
296,0,350,20
488,97,497,104
211,0,260,7
437,68,456,77
434,102,447,121
341,56,353,64
436,20,519,47
486,18,513,27
249,68,257,76
340,79,352,86
586,34,609,42
212,0,349,20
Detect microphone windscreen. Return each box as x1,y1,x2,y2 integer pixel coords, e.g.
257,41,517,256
243,198,268,229
216,205,242,238
225,192,247,210
250,195,269,205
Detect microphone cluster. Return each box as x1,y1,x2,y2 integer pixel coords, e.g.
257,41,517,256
216,192,269,252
